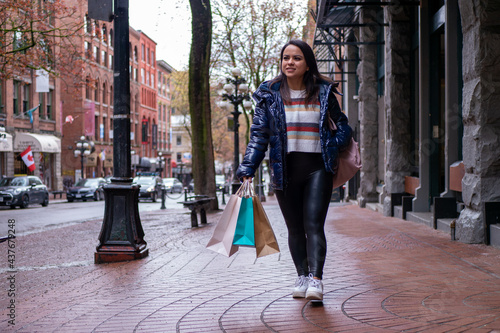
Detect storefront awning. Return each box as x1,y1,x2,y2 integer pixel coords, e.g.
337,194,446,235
14,132,61,153
0,132,13,152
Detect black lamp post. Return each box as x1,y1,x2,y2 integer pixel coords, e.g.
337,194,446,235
73,135,94,180
220,68,252,194
94,0,148,264
158,151,164,178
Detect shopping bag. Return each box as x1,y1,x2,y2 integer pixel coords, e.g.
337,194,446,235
328,119,362,189
332,138,362,188
253,196,280,257
206,193,241,257
233,196,255,246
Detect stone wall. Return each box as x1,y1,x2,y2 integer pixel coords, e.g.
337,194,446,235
456,0,500,243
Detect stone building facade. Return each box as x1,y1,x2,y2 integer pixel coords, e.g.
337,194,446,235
312,0,500,246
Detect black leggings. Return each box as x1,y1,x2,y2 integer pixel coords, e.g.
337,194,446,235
275,152,333,279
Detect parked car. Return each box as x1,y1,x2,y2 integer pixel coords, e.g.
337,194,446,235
66,178,106,202
134,175,162,202
0,176,49,209
162,178,183,193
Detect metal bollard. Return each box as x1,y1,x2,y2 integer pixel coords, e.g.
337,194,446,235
221,187,226,205
160,188,166,210
184,187,188,201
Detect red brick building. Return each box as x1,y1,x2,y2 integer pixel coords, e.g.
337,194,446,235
0,3,64,191
136,32,158,163
156,60,175,178
60,10,116,181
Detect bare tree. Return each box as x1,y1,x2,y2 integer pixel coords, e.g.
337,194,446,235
0,0,87,86
212,0,307,141
189,0,218,209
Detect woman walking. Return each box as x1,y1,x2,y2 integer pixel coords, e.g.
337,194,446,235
236,40,352,301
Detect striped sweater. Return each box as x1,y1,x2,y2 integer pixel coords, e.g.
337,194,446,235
284,89,321,153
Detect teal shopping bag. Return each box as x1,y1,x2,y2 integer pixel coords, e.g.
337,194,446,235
233,196,255,246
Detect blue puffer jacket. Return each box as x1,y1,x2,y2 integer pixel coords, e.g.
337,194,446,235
236,80,352,190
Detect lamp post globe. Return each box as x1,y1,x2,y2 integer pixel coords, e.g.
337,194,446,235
73,136,94,181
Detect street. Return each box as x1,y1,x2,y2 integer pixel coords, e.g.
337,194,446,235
0,193,204,237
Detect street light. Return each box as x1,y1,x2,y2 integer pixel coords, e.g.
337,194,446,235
220,67,252,194
73,135,94,180
158,151,164,178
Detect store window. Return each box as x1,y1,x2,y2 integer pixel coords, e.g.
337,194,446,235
176,135,181,146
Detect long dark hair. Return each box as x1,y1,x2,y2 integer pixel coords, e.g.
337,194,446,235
270,40,332,105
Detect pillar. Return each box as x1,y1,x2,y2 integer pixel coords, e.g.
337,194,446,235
356,5,379,207
382,4,412,216
456,0,500,243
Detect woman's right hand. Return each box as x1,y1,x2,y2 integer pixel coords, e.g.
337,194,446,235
242,176,253,183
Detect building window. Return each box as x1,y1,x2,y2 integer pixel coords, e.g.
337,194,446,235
94,80,99,102
85,14,92,34
93,46,99,64
95,116,99,141
102,24,107,44
158,105,161,121
13,81,20,115
141,68,145,84
84,41,90,58
109,54,113,69
39,92,45,119
141,44,145,61
151,73,155,87
109,29,113,47
22,84,30,113
176,152,181,162
134,68,138,81
176,135,181,146
46,89,53,120
103,82,107,105
151,51,155,66
146,71,149,86
85,76,91,100
102,50,107,66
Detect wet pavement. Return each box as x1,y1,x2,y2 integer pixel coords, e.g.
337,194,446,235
1,195,499,332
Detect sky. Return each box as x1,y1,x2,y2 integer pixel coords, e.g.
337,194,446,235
129,0,192,71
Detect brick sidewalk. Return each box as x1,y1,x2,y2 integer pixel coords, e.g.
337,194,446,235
1,197,500,332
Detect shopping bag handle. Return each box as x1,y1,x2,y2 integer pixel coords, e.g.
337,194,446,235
235,179,255,198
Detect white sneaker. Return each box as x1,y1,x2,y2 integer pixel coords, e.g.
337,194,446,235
305,274,323,300
292,275,308,298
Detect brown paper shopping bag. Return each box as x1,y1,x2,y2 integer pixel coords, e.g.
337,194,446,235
206,194,241,257
252,196,280,258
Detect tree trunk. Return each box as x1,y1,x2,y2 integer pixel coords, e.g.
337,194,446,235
189,0,218,210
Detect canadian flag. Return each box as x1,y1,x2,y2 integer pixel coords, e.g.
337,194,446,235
20,146,36,172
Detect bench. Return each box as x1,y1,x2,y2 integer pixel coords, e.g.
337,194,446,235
51,190,65,199
178,195,215,227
